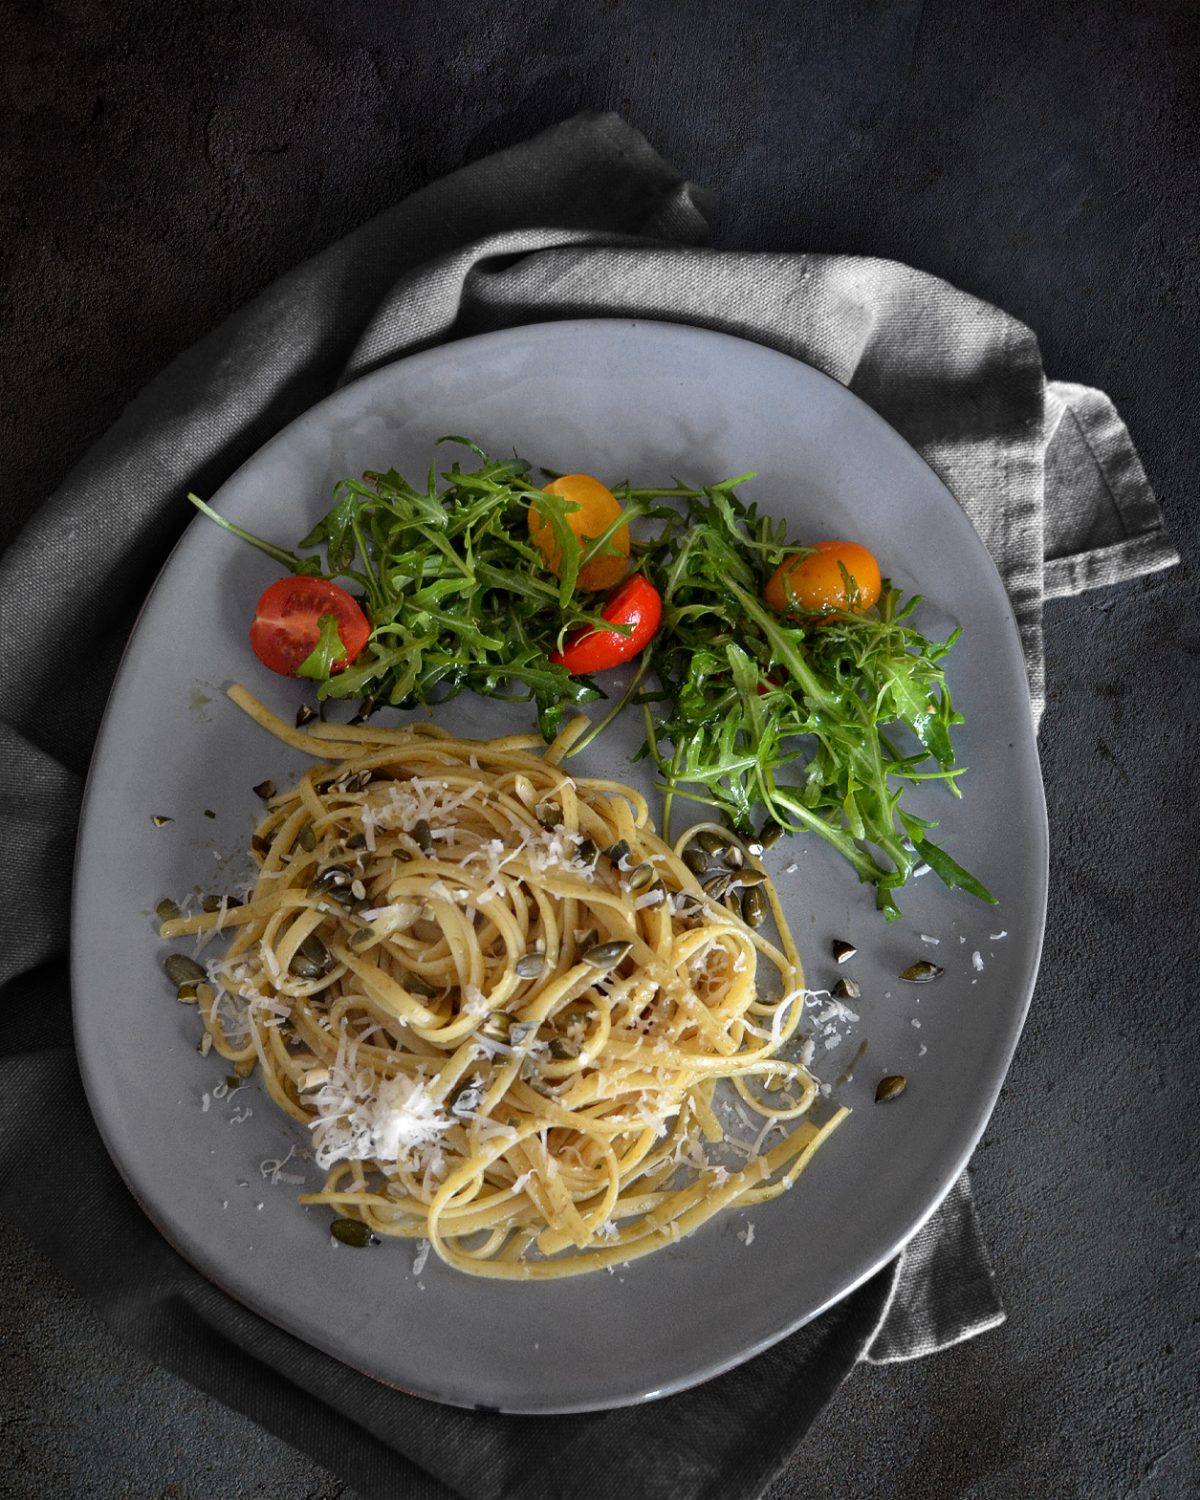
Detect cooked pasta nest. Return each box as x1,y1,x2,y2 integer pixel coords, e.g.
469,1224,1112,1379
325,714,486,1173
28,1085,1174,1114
161,687,846,1278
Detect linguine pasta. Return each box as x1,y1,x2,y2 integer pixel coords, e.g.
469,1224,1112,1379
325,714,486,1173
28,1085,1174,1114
160,686,846,1278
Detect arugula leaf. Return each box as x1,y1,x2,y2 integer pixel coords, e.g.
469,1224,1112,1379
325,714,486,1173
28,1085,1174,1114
295,614,348,681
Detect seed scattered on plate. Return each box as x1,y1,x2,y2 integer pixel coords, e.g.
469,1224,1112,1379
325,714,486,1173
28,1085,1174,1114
295,704,316,727
152,815,172,828
832,939,857,964
875,1074,907,1103
252,780,276,801
899,960,943,982
330,1218,373,1248
832,976,861,1000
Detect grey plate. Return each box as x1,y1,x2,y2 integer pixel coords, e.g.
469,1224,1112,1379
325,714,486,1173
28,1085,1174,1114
72,319,1048,1413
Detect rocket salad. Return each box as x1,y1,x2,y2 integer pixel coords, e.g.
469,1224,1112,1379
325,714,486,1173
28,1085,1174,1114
188,437,995,919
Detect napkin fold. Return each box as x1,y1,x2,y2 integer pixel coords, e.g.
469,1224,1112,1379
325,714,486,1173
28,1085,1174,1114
0,111,1177,1500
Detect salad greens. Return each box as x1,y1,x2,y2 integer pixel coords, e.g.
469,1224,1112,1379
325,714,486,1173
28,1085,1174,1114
189,438,994,919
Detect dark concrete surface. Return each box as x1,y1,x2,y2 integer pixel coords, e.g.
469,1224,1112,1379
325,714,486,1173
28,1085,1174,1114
2,2,1198,1497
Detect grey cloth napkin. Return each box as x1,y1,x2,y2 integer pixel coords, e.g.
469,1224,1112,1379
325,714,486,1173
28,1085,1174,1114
0,111,1177,1500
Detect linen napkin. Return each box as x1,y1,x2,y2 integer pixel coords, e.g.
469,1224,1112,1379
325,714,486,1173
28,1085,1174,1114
0,112,1177,1500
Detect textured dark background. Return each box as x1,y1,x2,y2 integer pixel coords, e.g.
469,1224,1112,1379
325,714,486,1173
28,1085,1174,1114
2,1,1198,1497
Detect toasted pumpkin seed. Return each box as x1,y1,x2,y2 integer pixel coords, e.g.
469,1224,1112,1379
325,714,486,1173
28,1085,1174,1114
701,871,733,901
345,832,368,850
165,954,207,988
515,952,547,980
155,898,181,923
313,864,354,889
576,838,599,868
606,838,631,866
832,939,858,964
296,823,316,853
583,940,633,971
251,833,271,856
721,843,745,870
573,927,598,951
833,976,861,1001
481,1011,514,1041
535,801,562,830
899,960,943,983
735,867,768,887
295,704,316,727
289,934,332,980
330,1217,373,1248
252,780,276,801
199,894,223,913
152,814,172,828
628,862,656,892
682,846,709,876
695,830,728,855
402,969,437,998
412,818,433,854
875,1074,907,1103
742,885,768,928
758,819,785,849
548,1038,577,1060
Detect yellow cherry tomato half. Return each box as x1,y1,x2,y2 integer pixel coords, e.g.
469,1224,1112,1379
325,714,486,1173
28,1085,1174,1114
764,540,883,616
528,473,631,592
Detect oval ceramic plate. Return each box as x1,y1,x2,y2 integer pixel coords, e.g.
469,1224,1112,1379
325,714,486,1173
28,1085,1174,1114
73,320,1047,1412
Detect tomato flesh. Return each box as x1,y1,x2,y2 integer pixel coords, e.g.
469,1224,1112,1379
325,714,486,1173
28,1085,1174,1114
528,473,631,592
764,541,882,617
249,576,371,678
551,575,662,675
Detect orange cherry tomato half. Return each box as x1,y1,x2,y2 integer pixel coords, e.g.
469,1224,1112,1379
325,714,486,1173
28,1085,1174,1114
551,575,662,675
528,473,631,592
249,576,371,677
764,540,882,617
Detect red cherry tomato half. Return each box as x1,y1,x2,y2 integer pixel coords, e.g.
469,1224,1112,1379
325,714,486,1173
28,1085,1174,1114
551,575,662,675
249,576,371,678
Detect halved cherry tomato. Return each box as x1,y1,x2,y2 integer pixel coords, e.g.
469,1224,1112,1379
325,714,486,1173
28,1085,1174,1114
764,540,882,617
551,575,662,675
528,473,631,592
249,576,371,678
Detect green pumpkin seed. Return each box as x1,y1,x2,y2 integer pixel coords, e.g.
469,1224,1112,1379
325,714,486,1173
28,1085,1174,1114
682,846,709,876
515,953,547,980
576,838,599,868
833,976,861,1001
832,939,857,964
402,969,437,998
165,954,207,988
296,823,316,853
535,801,562,830
606,839,632,865
345,832,367,850
412,818,433,854
152,814,172,828
295,704,316,727
721,843,745,870
251,833,271,856
899,960,942,983
758,819,785,849
330,1217,373,1248
155,898,181,923
875,1074,907,1103
627,862,656,892
583,940,633,971
742,885,768,928
573,927,598,951
252,780,275,801
481,1011,514,1041
735,867,768,887
289,933,332,980
701,871,733,901
695,830,728,855
548,1038,577,1060
313,864,354,890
